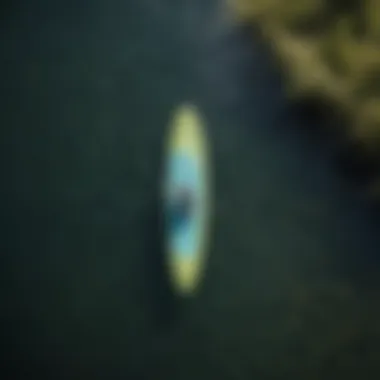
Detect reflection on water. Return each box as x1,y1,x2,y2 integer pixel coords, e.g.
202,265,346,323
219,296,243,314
1,0,380,379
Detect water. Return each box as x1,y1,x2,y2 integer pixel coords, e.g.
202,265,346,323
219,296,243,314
1,1,380,379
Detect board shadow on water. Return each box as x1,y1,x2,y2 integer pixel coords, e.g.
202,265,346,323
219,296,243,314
141,132,193,331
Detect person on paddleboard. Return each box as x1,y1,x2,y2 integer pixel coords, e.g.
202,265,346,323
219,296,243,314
170,185,193,228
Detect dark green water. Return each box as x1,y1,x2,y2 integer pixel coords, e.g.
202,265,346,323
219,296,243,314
1,1,380,379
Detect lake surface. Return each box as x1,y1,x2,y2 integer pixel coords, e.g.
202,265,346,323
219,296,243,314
1,1,380,379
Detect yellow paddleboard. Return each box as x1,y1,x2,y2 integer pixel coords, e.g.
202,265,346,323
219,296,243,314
162,103,211,296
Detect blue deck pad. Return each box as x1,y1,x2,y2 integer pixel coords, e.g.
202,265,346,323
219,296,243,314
165,152,204,258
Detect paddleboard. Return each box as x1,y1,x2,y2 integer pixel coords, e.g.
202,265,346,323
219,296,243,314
162,103,211,296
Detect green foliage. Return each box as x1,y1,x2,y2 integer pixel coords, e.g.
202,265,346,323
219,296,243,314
233,0,380,194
